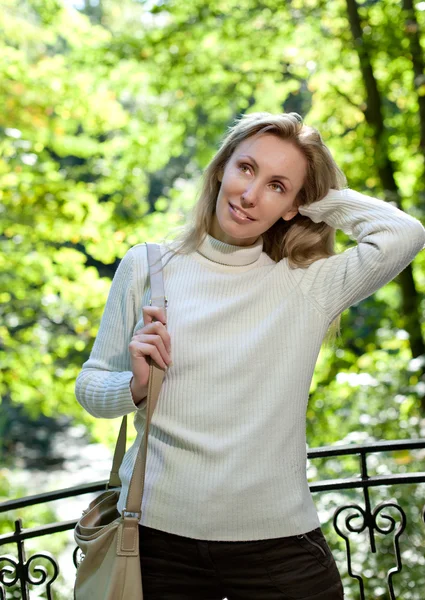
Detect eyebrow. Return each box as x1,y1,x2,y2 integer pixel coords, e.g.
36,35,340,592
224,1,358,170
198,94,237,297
237,154,293,189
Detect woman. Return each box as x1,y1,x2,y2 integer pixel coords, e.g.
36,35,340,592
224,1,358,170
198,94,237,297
75,112,425,599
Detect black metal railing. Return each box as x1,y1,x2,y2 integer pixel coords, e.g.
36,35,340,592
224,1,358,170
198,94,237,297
1,439,425,599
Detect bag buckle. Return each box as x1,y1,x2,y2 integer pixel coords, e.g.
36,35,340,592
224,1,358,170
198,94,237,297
123,510,141,519
149,296,168,307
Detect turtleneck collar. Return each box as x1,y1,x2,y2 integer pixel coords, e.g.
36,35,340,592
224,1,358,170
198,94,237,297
196,233,264,267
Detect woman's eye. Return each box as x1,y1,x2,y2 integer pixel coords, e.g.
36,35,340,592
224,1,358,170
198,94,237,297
239,163,250,173
270,183,285,193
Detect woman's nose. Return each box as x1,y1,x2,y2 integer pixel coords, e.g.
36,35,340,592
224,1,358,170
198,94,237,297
242,184,260,205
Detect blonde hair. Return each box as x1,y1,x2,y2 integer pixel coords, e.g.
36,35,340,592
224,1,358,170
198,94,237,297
156,111,347,347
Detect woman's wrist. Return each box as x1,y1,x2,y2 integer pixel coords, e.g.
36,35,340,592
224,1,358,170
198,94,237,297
129,376,147,407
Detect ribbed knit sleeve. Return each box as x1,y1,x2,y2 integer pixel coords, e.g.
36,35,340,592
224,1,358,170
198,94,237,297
298,188,425,323
75,247,147,418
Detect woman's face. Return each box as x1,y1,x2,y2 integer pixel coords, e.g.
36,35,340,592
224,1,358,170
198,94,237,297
209,133,308,246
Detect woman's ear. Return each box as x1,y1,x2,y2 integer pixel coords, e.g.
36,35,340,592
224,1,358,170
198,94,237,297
282,196,301,221
282,207,299,222
217,166,224,182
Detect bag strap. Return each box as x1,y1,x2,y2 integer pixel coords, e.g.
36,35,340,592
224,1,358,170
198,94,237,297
107,243,167,518
108,414,128,488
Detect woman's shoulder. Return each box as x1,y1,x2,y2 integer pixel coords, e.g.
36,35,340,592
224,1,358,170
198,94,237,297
129,239,179,260
125,239,182,275
119,243,146,266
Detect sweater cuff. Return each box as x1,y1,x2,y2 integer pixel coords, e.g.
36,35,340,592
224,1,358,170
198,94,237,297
129,376,148,410
298,188,345,222
75,368,147,418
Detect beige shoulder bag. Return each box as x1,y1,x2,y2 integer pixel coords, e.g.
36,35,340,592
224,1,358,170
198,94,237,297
74,242,167,600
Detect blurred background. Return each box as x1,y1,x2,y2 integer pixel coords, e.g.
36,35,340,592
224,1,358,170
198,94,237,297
1,0,425,598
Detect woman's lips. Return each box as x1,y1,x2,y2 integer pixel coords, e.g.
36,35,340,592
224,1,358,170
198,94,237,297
229,203,255,222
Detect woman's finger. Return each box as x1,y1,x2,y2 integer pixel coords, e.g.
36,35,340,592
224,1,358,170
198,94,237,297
133,321,171,353
129,340,169,371
131,332,171,365
142,305,167,325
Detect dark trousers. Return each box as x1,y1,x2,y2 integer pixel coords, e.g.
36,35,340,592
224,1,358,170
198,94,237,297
139,524,344,599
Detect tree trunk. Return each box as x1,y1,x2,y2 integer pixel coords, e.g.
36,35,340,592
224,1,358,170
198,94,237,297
345,0,425,411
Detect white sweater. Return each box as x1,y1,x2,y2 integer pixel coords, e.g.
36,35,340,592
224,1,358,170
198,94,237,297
75,188,425,541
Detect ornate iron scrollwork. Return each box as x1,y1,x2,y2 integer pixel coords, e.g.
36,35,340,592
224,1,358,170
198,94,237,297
73,546,84,569
373,501,406,600
26,553,59,600
0,552,59,600
0,555,19,599
334,500,407,600
0,520,59,600
334,503,367,599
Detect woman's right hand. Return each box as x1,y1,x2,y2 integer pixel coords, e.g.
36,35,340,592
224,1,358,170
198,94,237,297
128,305,172,401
